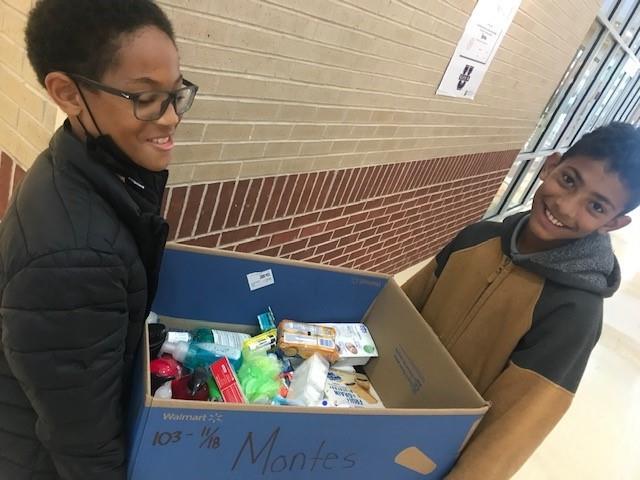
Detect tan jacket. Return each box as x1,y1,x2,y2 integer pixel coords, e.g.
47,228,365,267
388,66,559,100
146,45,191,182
403,213,619,479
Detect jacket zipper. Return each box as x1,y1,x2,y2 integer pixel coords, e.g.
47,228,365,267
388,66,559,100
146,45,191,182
487,256,512,283
446,255,513,348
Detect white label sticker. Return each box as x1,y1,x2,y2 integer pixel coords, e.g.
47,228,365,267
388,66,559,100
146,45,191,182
166,332,191,343
247,269,275,291
211,329,250,349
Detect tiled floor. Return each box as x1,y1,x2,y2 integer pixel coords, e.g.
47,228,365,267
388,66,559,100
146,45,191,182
395,211,640,480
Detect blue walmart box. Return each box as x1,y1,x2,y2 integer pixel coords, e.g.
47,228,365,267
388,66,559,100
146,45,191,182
126,245,488,479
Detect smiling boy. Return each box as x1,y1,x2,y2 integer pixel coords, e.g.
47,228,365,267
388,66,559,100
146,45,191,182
402,123,640,479
0,1,197,479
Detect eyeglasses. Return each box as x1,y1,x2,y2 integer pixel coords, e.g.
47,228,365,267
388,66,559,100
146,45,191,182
69,74,199,121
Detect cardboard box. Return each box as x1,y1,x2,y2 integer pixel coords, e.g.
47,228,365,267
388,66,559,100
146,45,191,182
126,245,488,479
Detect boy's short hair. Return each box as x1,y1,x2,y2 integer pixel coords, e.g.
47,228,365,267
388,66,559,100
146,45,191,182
26,0,175,87
562,122,640,213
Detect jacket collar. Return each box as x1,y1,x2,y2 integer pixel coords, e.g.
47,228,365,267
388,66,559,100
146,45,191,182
50,122,169,314
500,211,620,297
50,121,168,220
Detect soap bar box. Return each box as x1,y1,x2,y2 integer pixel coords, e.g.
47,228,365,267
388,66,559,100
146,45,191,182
126,245,488,479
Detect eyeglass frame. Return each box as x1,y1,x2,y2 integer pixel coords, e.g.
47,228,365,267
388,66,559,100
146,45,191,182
68,73,199,121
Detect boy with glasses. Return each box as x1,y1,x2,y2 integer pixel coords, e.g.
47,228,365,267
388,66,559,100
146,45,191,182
0,1,197,478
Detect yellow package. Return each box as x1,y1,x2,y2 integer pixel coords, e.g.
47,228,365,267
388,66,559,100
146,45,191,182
277,321,339,363
243,329,277,352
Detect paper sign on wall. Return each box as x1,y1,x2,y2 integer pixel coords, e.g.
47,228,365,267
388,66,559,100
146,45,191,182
436,0,522,100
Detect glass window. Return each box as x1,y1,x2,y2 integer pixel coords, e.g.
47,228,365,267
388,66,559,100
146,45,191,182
631,29,640,52
629,100,640,123
601,0,620,19
557,43,624,148
613,76,640,120
604,66,640,123
611,0,637,34
484,158,527,218
577,55,638,138
539,33,616,150
620,3,640,44
522,22,603,152
522,178,542,208
619,83,640,120
504,156,546,211
624,91,640,121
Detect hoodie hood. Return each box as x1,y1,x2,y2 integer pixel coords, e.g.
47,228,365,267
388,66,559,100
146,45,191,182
502,212,621,297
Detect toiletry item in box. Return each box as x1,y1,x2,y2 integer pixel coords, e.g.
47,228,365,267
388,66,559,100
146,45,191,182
286,353,330,406
322,323,378,367
148,323,167,359
277,321,339,363
160,340,242,370
209,357,246,404
149,355,183,395
243,329,277,353
166,328,250,349
171,368,210,402
257,307,276,332
322,369,384,408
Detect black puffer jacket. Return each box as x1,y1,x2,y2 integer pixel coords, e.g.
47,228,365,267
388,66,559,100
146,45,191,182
0,124,168,479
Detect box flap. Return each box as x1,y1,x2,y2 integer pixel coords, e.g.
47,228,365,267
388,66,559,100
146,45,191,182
364,280,487,410
153,245,387,325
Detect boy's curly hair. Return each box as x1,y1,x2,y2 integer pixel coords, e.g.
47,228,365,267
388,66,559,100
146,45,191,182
563,122,640,212
26,0,175,86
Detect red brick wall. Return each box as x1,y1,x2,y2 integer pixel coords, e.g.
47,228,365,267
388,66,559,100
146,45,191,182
0,151,26,218
167,150,518,274
0,149,517,274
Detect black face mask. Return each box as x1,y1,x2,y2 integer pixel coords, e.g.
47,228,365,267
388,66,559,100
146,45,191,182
74,81,170,316
84,130,168,214
74,81,168,214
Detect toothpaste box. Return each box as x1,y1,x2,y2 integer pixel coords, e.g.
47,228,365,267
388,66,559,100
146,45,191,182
210,357,246,404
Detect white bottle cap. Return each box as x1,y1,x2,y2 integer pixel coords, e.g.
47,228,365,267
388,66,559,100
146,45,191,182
154,381,172,399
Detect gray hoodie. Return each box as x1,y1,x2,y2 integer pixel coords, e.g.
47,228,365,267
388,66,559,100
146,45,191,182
509,213,621,298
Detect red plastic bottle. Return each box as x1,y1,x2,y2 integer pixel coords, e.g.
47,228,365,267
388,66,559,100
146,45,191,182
171,367,210,401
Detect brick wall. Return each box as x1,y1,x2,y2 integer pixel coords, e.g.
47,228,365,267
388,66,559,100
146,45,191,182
0,150,26,217
162,0,600,184
166,150,517,273
1,0,60,170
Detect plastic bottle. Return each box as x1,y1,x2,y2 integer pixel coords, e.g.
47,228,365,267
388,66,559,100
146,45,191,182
148,323,167,359
165,328,250,350
154,381,172,399
160,341,242,370
171,369,210,402
207,376,223,402
149,355,183,394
